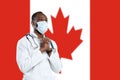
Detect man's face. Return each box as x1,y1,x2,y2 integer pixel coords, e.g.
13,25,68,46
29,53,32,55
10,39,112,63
32,13,47,26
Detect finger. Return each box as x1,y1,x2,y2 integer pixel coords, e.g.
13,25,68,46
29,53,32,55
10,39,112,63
42,38,50,43
43,37,50,42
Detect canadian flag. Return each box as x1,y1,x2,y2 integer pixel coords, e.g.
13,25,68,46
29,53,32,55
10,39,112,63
31,1,89,80
0,0,120,80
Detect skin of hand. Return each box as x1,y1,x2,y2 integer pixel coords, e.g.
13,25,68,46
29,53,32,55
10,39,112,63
40,37,52,56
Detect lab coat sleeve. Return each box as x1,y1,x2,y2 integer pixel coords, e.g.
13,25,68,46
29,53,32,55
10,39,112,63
48,41,62,73
16,39,44,73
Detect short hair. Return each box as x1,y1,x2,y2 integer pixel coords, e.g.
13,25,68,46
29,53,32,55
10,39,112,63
31,11,47,22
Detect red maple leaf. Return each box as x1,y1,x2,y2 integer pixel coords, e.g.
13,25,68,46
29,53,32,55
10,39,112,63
45,8,83,60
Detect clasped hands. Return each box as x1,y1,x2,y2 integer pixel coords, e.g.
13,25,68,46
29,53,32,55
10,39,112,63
40,37,52,56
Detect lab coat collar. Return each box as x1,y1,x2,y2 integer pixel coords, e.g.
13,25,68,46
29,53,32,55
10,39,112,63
30,31,38,38
30,31,45,39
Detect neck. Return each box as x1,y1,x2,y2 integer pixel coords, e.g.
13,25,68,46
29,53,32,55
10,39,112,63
34,30,43,39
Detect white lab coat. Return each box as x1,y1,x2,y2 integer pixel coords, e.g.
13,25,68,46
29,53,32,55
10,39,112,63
16,32,62,80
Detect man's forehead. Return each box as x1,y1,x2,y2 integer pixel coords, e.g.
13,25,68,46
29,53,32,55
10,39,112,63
36,14,47,21
35,13,45,18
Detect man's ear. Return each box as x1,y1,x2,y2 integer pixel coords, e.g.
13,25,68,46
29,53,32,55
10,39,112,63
31,21,38,27
31,21,34,25
31,21,36,27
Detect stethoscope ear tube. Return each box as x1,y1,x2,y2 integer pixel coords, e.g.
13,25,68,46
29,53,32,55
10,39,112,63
26,34,38,49
50,41,54,49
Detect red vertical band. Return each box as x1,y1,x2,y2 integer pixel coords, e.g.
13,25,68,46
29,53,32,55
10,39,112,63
0,0,29,80
91,0,120,80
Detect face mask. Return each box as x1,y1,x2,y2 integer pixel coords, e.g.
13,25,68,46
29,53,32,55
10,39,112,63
36,21,48,34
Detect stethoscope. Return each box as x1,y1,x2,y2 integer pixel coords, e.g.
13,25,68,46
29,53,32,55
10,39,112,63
26,34,54,50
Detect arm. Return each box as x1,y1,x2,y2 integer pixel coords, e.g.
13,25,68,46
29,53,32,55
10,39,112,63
16,39,44,73
48,41,62,73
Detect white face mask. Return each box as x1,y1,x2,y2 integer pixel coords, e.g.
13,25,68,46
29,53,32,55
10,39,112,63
36,21,48,34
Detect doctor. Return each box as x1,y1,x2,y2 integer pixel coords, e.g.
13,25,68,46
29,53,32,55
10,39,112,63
16,11,62,80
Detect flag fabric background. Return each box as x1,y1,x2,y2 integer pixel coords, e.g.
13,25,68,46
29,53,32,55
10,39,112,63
30,0,90,80
0,0,120,80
